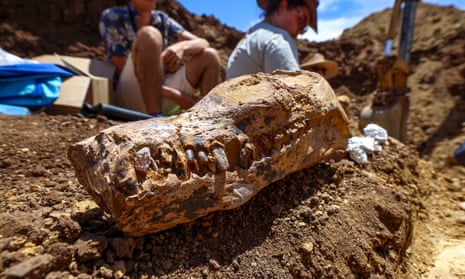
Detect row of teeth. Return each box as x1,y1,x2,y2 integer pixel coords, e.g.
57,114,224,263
134,143,237,177
132,119,310,179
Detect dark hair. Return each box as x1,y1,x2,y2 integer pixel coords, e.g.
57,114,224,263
264,0,307,16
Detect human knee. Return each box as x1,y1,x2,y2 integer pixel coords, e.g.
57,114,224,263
201,47,221,65
136,26,163,49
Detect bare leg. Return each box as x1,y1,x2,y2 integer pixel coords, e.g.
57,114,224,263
185,48,222,95
161,85,196,109
132,26,164,114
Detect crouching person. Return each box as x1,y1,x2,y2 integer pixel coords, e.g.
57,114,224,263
100,0,222,116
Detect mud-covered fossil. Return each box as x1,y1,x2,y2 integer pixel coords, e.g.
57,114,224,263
68,71,350,236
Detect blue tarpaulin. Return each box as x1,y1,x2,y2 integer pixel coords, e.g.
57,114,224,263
0,60,74,111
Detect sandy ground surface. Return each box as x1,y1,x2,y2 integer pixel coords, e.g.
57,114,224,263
1,1,465,278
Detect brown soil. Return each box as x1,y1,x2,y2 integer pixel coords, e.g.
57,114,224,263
1,1,465,278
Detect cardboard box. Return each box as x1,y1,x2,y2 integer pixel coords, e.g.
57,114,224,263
33,54,115,114
46,76,91,115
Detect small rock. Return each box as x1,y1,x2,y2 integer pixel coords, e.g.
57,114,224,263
297,222,307,227
99,264,113,279
110,237,136,259
300,242,314,255
0,237,11,251
49,212,81,241
112,261,127,279
309,197,320,208
209,259,221,270
8,236,28,250
299,206,313,218
3,254,55,279
74,234,108,262
68,261,79,275
327,205,340,215
46,242,74,270
45,271,73,279
320,192,332,202
71,200,103,224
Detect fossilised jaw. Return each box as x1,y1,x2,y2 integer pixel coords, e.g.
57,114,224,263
100,71,349,195
68,71,350,235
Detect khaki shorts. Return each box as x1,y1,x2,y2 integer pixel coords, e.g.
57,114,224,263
114,54,196,115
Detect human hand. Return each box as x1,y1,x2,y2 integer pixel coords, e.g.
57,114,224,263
162,46,184,73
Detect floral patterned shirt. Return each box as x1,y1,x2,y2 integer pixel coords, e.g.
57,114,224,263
99,3,185,62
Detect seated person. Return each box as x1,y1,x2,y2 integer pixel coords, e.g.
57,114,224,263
100,0,222,116
302,52,350,110
226,0,319,80
300,53,339,79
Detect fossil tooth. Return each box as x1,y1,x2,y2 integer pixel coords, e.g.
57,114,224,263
198,150,208,163
186,148,195,162
157,142,174,168
68,71,350,236
239,142,256,169
115,168,138,195
172,148,188,178
185,148,198,173
197,150,209,174
211,145,229,172
151,158,158,171
135,146,152,172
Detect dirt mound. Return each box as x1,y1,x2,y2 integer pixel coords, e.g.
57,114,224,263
0,0,242,71
1,1,465,278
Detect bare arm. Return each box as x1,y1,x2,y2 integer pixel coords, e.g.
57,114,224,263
175,30,210,55
162,30,210,72
111,31,208,75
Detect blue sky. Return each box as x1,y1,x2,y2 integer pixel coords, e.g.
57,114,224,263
177,0,465,42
